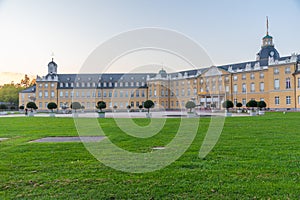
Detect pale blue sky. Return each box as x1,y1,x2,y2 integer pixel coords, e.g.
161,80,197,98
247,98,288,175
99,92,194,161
0,0,300,75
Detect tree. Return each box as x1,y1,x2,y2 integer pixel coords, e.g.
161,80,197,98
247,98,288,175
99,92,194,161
47,102,57,112
144,100,154,114
70,102,81,113
222,100,234,111
0,104,8,110
96,101,106,112
0,83,24,105
19,105,24,110
257,101,267,110
247,100,257,110
20,74,35,88
236,102,243,110
26,102,37,112
185,101,196,112
126,105,131,110
139,105,143,110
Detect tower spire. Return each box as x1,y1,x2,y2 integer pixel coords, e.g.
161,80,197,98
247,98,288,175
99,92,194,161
266,16,269,35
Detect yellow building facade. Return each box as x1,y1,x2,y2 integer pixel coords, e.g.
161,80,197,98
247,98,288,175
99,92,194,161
19,30,300,112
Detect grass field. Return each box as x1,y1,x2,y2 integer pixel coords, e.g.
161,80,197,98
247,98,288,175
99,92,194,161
0,113,300,199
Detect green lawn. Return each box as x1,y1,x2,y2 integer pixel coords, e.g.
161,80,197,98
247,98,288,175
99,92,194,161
0,113,300,199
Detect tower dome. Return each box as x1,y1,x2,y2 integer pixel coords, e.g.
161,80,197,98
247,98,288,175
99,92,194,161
158,68,167,78
48,58,58,74
256,17,280,61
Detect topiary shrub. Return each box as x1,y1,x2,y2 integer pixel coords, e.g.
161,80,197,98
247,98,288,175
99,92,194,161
247,100,257,111
185,101,196,113
26,102,38,112
47,102,57,112
144,100,154,114
70,102,81,113
222,100,234,111
236,102,243,109
96,101,106,112
257,101,267,110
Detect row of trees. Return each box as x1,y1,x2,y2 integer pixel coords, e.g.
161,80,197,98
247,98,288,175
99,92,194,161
222,99,267,111
20,100,156,113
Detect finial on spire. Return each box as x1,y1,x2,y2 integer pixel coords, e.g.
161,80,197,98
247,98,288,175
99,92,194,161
266,16,269,35
51,52,54,62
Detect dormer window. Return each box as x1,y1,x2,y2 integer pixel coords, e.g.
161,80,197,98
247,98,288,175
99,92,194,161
131,82,134,87
81,82,85,87
109,82,112,87
65,83,69,87
103,82,107,87
71,83,74,87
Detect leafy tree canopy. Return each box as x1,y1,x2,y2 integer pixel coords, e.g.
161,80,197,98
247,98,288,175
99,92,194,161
144,100,154,113
96,101,106,112
222,100,234,110
185,101,196,112
47,102,57,112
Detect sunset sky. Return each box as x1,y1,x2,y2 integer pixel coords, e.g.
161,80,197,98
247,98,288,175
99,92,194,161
1,0,300,76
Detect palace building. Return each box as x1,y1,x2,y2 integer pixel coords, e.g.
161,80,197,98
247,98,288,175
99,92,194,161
19,22,300,112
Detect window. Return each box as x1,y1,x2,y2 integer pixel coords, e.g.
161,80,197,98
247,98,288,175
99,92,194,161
45,83,48,88
39,91,42,98
86,92,90,97
114,91,118,97
298,78,300,88
81,82,85,87
141,90,145,97
286,78,291,89
181,89,185,96
71,83,74,87
71,92,74,97
260,72,264,79
44,91,48,98
176,89,179,96
51,83,55,88
136,102,139,107
76,82,79,87
45,102,48,108
81,92,85,97
92,91,96,97
286,96,291,105
274,79,280,90
154,89,157,97
233,75,237,81
242,74,246,80
39,102,42,109
187,89,191,96
274,68,279,74
250,73,255,80
225,86,230,92
275,96,280,105
76,92,79,97
242,83,246,93
51,91,55,98
233,84,238,93
65,83,69,87
193,88,197,95
109,91,112,97
103,82,107,87
161,89,164,97
98,91,101,97
125,82,128,87
109,82,112,87
298,96,300,105
65,91,69,98
136,90,139,97
131,82,134,87
234,99,237,106
87,82,90,87
250,83,255,92
260,82,264,92
242,98,246,106
120,82,123,87
103,91,107,97
39,83,43,88
119,91,123,97
149,89,152,97
125,91,129,97
285,67,291,74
